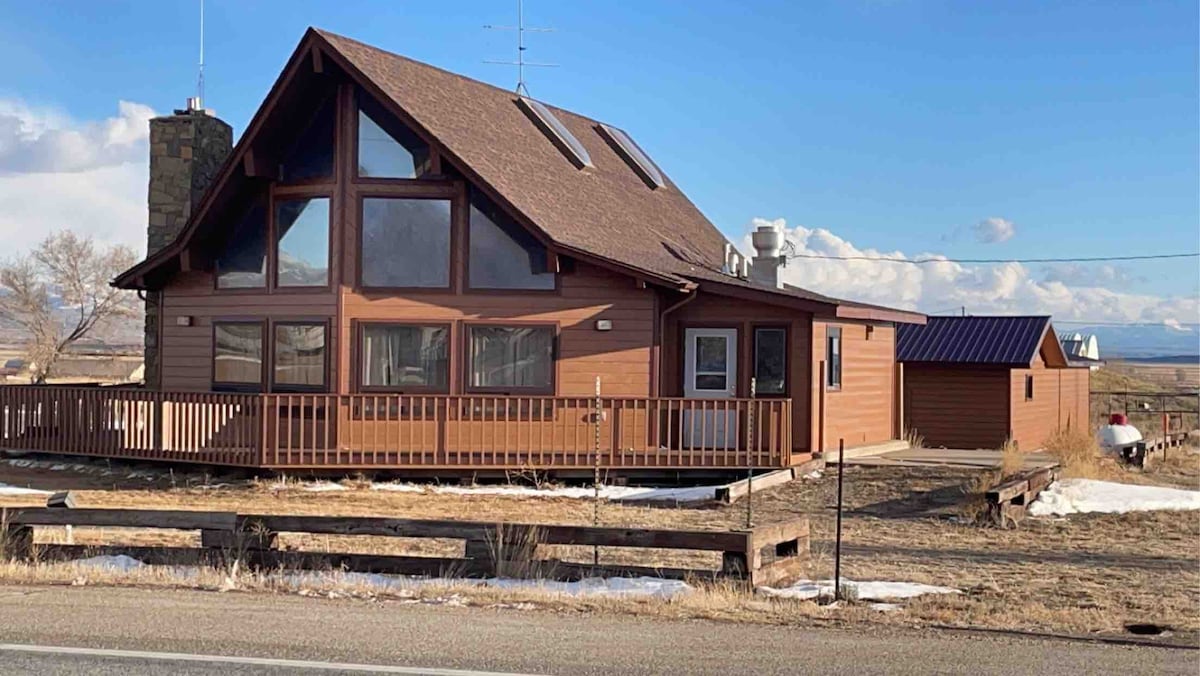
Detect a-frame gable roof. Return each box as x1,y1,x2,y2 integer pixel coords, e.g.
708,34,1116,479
112,28,924,325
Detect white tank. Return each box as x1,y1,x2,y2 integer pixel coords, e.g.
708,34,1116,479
1098,423,1142,451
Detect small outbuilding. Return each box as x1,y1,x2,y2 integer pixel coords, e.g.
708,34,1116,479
897,316,1090,451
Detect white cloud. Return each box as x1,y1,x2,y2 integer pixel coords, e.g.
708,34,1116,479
972,217,1016,244
743,217,1199,325
0,99,154,254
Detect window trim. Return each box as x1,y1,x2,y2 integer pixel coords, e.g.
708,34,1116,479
825,325,843,392
463,321,558,395
356,191,457,293
270,319,331,393
752,324,789,398
354,320,453,394
211,320,267,393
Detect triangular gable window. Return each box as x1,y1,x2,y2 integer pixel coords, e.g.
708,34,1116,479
357,92,433,178
468,188,554,290
279,93,336,183
216,197,268,289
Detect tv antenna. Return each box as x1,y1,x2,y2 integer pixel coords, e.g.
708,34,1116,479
188,0,206,111
484,0,557,97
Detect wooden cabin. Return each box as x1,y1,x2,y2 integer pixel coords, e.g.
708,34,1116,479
897,316,1090,451
0,28,923,474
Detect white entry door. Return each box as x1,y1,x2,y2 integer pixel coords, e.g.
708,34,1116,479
683,328,738,448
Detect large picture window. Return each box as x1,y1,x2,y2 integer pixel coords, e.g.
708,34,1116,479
360,324,449,391
754,327,787,395
468,325,554,392
275,197,330,287
468,189,554,290
826,326,842,390
360,197,452,288
216,200,267,289
213,322,264,390
273,323,327,390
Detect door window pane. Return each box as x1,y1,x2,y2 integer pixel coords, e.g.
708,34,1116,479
216,200,267,289
468,189,554,290
361,198,451,287
213,323,263,386
357,105,432,178
361,325,448,389
695,336,727,372
695,374,727,390
827,327,842,390
275,197,330,287
469,326,553,390
754,328,786,395
280,94,335,182
274,324,326,389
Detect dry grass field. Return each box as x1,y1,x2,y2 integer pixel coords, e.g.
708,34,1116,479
2,448,1198,640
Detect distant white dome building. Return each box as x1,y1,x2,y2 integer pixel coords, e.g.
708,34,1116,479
1059,332,1102,369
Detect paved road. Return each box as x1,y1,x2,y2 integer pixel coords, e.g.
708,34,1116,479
0,585,1194,675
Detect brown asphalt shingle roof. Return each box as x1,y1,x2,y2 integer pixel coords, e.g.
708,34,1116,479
316,29,728,285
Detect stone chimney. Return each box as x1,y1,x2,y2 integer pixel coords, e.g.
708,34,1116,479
143,103,232,388
749,222,787,289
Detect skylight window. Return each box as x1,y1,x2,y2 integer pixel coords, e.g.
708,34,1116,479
516,97,592,169
598,124,664,189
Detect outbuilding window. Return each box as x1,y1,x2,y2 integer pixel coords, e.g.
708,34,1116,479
1025,374,1034,401
826,327,842,391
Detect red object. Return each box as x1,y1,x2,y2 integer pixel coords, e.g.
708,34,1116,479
1109,413,1128,426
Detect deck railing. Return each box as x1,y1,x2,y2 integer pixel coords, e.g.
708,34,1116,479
0,387,792,470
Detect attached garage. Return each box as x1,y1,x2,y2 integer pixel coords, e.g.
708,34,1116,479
897,316,1090,451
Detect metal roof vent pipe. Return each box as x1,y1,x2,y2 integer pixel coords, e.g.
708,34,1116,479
749,223,787,289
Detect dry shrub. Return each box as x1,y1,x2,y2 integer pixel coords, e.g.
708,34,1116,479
1044,427,1124,480
998,438,1022,477
904,428,926,450
957,468,1003,524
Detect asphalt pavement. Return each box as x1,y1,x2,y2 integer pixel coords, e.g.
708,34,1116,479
0,585,1195,675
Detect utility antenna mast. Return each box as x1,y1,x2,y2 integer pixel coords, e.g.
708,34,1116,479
484,0,557,97
189,0,206,111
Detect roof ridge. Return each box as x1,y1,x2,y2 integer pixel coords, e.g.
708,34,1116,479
312,27,607,125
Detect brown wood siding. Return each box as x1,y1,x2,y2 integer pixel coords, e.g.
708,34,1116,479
160,271,339,391
340,262,654,397
903,364,1010,449
812,320,896,451
1009,348,1091,450
661,293,812,453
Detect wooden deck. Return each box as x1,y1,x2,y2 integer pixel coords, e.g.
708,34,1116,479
0,386,794,471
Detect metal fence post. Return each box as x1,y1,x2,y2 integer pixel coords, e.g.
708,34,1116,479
833,437,845,601
593,376,602,566
746,377,756,529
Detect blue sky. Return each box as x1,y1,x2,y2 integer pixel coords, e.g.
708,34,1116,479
0,0,1196,324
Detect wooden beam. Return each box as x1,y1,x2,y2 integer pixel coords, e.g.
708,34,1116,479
715,469,796,504
4,508,237,531
311,46,324,74
242,150,274,179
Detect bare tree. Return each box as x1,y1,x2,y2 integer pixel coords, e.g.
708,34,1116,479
0,231,139,383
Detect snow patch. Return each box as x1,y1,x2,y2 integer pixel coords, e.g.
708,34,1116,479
299,482,348,493
368,482,718,502
274,570,692,598
0,482,50,496
1029,479,1200,516
73,555,146,572
758,579,959,601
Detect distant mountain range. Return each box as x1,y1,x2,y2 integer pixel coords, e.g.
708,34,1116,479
1061,324,1200,361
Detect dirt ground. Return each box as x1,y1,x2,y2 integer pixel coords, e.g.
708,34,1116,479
2,451,1199,640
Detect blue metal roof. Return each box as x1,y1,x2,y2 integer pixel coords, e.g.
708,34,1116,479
896,316,1051,365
